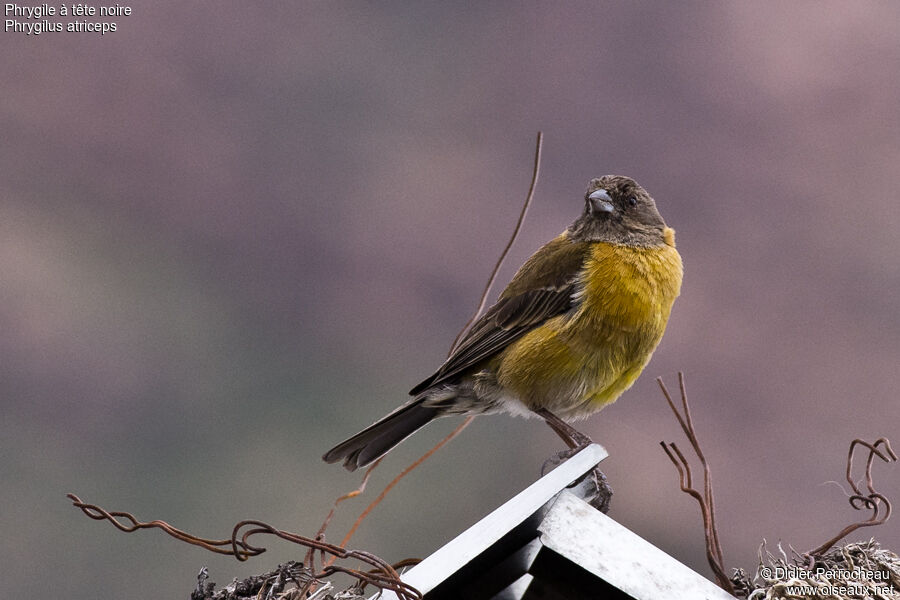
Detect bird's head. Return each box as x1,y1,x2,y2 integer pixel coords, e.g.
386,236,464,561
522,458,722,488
570,175,673,247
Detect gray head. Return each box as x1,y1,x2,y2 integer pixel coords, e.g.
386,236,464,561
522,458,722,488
569,175,669,247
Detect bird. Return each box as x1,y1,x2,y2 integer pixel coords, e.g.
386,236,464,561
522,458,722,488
323,175,683,472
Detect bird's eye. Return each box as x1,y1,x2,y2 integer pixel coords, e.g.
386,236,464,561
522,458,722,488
628,197,638,206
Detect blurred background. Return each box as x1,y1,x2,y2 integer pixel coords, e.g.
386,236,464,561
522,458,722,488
3,3,899,597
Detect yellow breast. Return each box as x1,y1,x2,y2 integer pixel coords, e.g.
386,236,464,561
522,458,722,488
572,239,683,335
495,234,682,418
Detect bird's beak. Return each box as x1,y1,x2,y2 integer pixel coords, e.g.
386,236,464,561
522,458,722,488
588,189,615,214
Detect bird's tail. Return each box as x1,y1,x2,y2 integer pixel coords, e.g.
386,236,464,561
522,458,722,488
322,399,441,471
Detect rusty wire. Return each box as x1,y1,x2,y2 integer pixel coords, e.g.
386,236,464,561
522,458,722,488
658,373,734,595
67,493,422,600
805,437,896,558
333,415,475,559
317,457,384,537
308,456,385,572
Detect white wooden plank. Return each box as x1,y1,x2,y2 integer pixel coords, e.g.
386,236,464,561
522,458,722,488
538,491,736,600
376,444,608,599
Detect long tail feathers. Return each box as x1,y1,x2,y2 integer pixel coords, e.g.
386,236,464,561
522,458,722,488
322,400,441,471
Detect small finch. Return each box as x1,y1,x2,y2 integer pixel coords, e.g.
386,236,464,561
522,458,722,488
324,175,682,471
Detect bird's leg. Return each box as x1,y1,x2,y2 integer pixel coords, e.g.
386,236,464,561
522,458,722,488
533,407,613,513
534,407,594,448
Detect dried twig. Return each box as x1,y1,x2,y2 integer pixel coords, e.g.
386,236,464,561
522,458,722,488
192,563,323,600
67,493,422,600
806,437,896,557
658,373,734,594
753,539,900,600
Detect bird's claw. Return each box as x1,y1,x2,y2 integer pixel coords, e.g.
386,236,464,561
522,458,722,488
578,466,613,513
541,446,613,513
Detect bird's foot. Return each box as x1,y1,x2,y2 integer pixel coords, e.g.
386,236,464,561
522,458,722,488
541,444,613,514
577,466,613,514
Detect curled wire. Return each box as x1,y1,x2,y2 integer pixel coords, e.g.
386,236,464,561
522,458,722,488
67,493,422,600
806,437,896,558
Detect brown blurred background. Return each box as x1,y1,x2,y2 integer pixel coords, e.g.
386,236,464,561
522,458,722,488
2,3,899,597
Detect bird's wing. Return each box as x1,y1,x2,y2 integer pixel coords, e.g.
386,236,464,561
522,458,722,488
409,234,591,396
